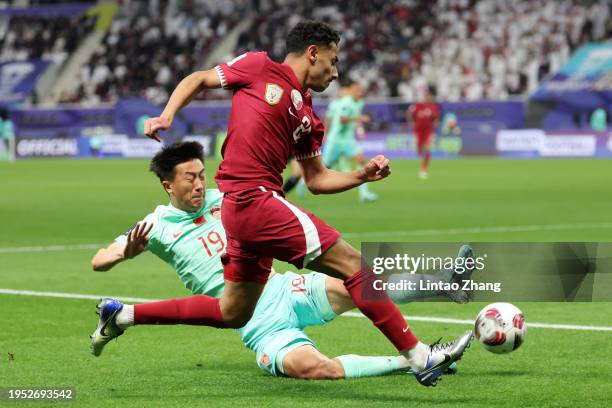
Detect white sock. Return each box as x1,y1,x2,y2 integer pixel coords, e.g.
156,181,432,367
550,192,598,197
402,341,429,372
396,355,410,370
115,304,134,330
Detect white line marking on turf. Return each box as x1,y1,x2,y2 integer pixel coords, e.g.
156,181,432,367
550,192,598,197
342,311,612,332
2,288,612,332
0,289,155,303
0,244,104,254
1,221,611,254
342,222,612,238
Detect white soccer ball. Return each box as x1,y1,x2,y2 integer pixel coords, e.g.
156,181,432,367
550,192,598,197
474,302,526,354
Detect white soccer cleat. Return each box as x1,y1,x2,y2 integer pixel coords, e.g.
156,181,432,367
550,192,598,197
418,170,429,179
90,298,124,357
413,331,473,386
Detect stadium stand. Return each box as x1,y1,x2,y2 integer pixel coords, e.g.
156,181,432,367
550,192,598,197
0,13,96,65
64,0,253,105
236,0,611,100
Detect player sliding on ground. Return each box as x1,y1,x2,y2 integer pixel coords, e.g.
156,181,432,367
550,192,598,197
109,21,471,387
91,141,471,379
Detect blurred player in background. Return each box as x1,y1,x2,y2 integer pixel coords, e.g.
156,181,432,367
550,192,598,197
322,80,378,202
90,141,464,379
407,86,440,179
0,109,15,162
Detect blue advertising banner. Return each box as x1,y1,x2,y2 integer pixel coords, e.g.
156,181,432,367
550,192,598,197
0,4,90,17
0,60,49,105
529,43,612,130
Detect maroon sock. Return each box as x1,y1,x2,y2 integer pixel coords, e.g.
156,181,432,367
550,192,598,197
421,152,431,171
344,268,419,352
134,295,227,328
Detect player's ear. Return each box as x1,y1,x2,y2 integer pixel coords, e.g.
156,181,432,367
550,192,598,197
306,45,318,65
161,180,172,195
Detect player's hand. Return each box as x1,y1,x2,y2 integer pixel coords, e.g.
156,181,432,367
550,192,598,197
144,116,171,142
124,222,153,259
359,114,371,124
361,155,391,182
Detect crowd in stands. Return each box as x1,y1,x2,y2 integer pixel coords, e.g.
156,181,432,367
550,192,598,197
62,0,252,105
237,0,611,101
3,0,610,104
0,13,96,65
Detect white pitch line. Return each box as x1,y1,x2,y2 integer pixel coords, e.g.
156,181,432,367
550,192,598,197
1,221,611,254
342,222,612,239
0,288,156,304
0,243,104,254
2,288,612,332
342,311,612,332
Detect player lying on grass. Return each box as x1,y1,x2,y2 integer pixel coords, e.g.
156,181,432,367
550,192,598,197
131,21,472,387
91,141,471,379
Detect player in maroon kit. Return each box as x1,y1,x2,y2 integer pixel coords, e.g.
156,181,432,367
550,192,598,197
407,86,440,179
127,21,471,387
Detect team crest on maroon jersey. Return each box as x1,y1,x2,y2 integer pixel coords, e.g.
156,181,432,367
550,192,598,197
291,89,303,111
210,206,221,220
264,83,283,105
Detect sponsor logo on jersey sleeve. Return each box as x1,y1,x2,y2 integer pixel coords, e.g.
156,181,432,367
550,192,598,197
291,89,303,111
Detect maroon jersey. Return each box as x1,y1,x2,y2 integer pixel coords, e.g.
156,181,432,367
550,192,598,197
408,103,440,134
214,52,324,193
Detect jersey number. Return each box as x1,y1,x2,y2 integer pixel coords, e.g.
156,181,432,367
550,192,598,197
292,115,312,143
197,231,225,257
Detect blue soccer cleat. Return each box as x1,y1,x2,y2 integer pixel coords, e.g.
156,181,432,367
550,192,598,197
90,298,124,357
414,331,473,387
406,361,458,375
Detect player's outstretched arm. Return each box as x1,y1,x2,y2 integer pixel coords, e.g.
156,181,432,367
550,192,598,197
91,222,152,271
144,69,222,142
300,154,390,194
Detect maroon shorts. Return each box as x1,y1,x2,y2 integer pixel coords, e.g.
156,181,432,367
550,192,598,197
415,131,433,152
220,187,341,284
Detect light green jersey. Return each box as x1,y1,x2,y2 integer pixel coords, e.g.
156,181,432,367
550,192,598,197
115,189,226,297
1,119,15,140
590,108,607,132
326,96,364,142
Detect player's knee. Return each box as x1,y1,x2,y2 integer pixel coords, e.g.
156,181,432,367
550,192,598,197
220,304,255,328
338,243,362,275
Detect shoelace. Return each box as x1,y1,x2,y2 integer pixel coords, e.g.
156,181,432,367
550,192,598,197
430,337,456,353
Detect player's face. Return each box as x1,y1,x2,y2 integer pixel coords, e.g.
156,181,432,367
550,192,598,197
351,83,364,100
164,159,206,212
308,43,339,92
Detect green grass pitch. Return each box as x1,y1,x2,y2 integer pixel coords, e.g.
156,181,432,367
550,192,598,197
1,158,611,407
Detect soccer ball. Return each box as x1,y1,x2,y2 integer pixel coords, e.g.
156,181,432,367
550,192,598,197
474,302,526,354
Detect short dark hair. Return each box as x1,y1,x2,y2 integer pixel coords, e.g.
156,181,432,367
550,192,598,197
286,20,340,55
149,141,204,182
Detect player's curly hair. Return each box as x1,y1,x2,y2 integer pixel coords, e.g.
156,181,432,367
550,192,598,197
286,20,340,54
149,141,204,182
